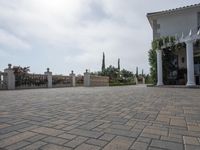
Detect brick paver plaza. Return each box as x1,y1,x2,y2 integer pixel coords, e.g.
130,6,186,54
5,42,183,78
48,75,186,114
0,86,200,150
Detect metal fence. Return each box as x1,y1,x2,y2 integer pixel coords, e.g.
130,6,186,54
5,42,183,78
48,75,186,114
15,74,48,89
52,75,72,87
76,76,84,86
0,72,7,90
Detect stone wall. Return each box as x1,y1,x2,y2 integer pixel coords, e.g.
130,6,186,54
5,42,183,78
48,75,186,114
90,75,109,87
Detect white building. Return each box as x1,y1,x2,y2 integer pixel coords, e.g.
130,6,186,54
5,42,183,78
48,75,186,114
147,3,200,86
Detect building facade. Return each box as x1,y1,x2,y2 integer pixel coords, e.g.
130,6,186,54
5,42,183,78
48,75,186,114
147,4,200,86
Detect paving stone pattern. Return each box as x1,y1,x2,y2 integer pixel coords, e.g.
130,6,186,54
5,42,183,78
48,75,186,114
0,86,200,150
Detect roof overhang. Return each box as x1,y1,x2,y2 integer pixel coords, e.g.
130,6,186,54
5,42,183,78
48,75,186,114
147,3,200,28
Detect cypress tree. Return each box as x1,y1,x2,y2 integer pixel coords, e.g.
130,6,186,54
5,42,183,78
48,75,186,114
102,52,105,72
118,58,120,71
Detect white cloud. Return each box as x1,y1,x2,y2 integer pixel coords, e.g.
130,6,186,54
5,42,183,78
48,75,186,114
0,48,13,58
0,29,31,51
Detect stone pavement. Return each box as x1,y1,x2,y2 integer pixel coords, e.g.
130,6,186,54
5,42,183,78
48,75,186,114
0,86,200,150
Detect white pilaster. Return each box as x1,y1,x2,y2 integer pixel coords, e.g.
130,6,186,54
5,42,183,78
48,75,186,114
185,40,196,86
156,50,164,86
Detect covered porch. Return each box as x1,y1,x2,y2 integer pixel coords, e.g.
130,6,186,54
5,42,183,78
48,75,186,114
156,29,200,87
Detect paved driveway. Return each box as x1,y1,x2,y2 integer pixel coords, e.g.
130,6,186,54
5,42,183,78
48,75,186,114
0,86,200,150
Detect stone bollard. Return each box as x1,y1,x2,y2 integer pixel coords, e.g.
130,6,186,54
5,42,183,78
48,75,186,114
70,70,76,87
4,64,15,90
84,69,90,87
44,68,52,88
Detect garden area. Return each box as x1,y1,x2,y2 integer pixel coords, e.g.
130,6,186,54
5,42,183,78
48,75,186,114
91,53,151,86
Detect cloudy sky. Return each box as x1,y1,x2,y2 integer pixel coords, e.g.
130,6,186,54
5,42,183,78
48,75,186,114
0,0,199,75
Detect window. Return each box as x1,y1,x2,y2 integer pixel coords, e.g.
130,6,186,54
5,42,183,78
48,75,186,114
153,20,160,39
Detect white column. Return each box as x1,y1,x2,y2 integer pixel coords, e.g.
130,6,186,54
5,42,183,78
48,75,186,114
186,40,196,86
156,49,164,86
44,68,52,88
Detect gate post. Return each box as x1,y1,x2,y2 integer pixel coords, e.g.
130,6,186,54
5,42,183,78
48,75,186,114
135,76,138,85
142,77,145,84
4,64,15,90
70,70,76,87
44,68,52,88
84,69,90,87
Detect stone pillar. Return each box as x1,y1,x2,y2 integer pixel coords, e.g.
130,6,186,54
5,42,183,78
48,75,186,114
4,64,15,90
44,68,52,88
135,76,138,85
142,77,145,84
156,49,164,86
70,70,76,87
84,69,90,87
185,40,196,86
